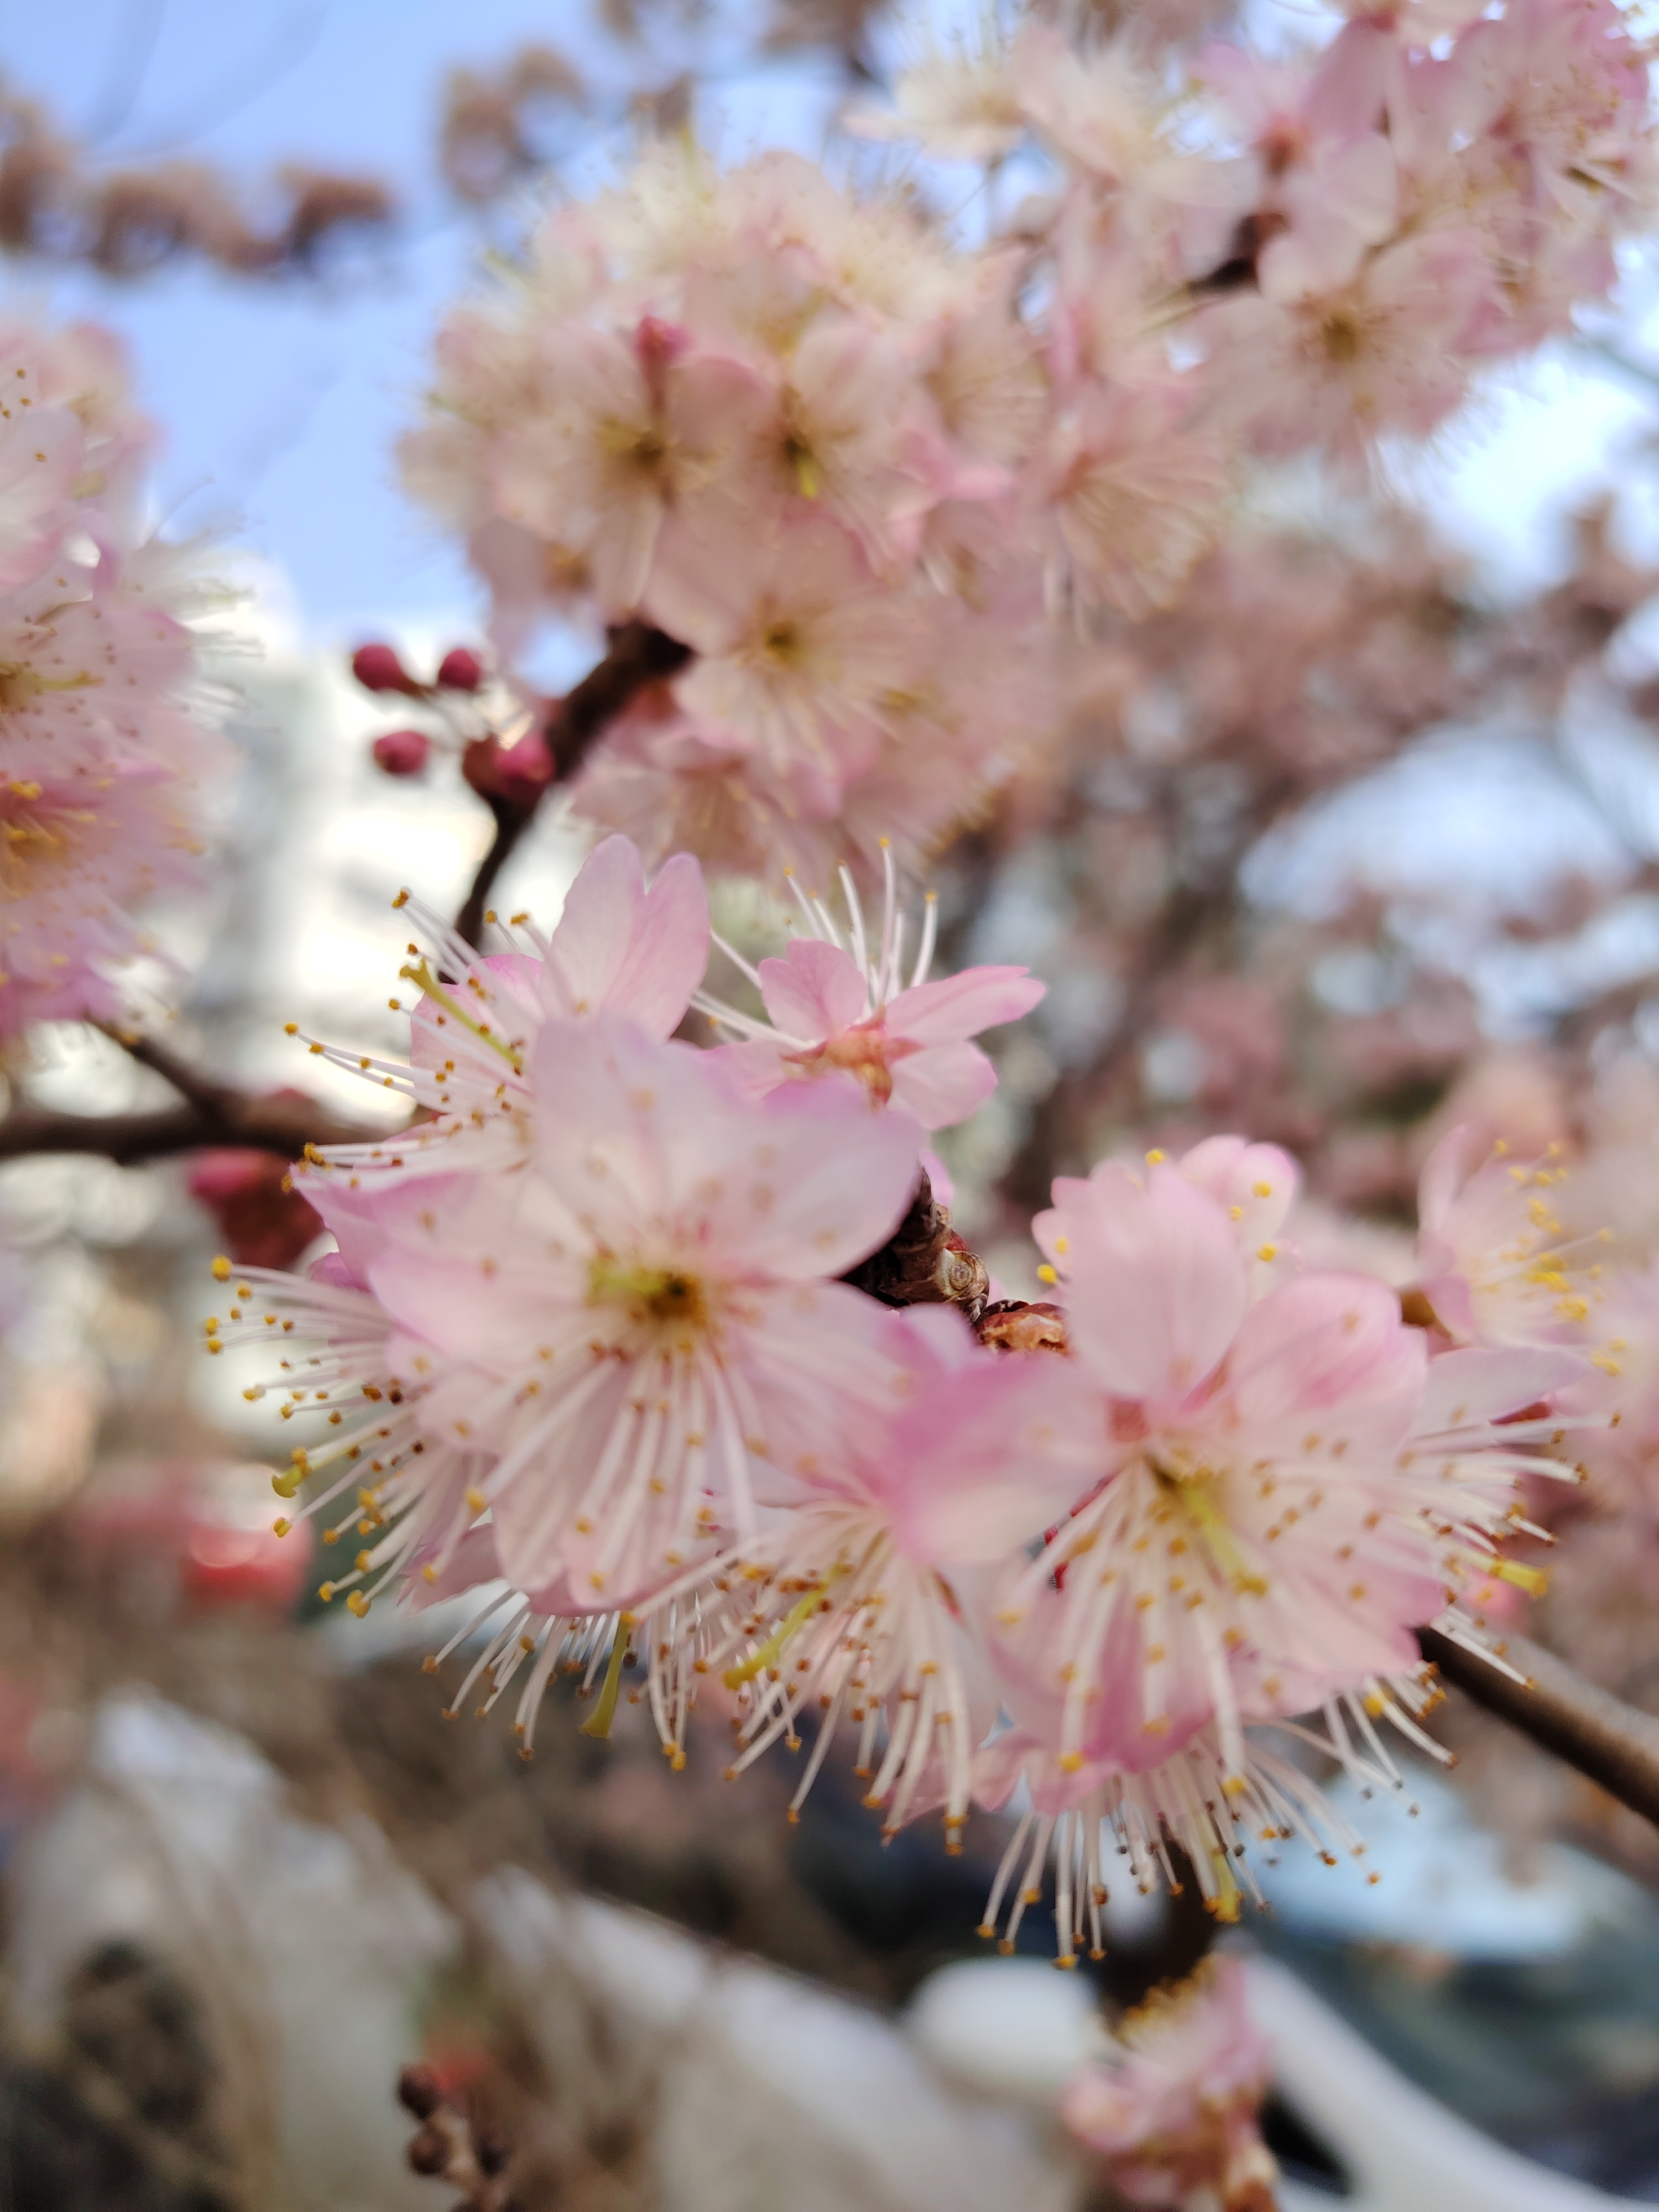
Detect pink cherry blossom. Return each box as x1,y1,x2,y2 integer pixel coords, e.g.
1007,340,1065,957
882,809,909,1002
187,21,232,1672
211,1247,499,1620
307,1014,924,1608
1060,1958,1278,2211
489,319,767,614
635,1302,1079,1823
0,754,204,1039
302,833,709,1182
991,1146,1584,1787
1413,1125,1609,1350
967,1683,1443,1960
1032,382,1233,620
843,20,1027,164
699,846,1044,1129
1197,228,1500,462
643,514,920,771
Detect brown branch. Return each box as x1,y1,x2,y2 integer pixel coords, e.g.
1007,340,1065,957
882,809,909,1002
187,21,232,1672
454,620,690,948
1418,1624,1659,1830
840,1170,989,1321
0,1032,382,1168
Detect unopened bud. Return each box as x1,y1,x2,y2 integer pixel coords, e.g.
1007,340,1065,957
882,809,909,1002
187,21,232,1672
352,641,422,696
462,726,553,806
406,2122,450,2176
372,727,430,777
435,644,484,691
396,2062,442,2119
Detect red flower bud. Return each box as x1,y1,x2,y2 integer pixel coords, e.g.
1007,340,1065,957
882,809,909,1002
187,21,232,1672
372,727,430,776
352,641,422,696
462,726,552,807
435,644,484,691
189,1148,322,1270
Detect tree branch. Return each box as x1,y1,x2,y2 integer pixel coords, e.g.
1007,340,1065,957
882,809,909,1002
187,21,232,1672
0,1031,382,1168
1418,1624,1659,1829
453,619,690,948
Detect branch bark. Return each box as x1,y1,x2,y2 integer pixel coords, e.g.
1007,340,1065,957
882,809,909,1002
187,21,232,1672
453,620,690,947
1418,1624,1659,1829
0,1077,379,1168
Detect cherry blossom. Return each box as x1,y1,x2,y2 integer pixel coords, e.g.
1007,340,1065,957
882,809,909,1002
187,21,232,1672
307,1014,924,1608
1061,1958,1279,2211
1412,1125,1611,1353
992,1144,1584,1786
634,1302,1078,1825
698,843,1043,1129
0,755,204,1037
298,833,709,1184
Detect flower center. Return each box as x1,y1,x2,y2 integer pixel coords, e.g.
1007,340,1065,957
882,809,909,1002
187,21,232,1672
759,617,804,665
0,662,100,713
1,791,85,894
1317,307,1366,366
784,1018,919,1104
587,1254,711,1335
1147,1449,1266,1597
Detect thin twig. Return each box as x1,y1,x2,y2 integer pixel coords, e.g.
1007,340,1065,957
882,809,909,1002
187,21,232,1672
1418,1623,1659,1829
453,620,689,947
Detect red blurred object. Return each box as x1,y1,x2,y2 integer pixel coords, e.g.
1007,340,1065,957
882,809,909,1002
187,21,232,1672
180,1509,311,1612
372,726,431,776
435,644,484,691
72,1465,311,1619
189,1147,322,1269
352,640,425,696
462,724,552,806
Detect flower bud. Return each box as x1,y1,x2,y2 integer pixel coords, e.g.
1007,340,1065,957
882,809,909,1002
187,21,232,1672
351,641,422,695
189,1147,322,1269
372,727,430,777
397,2063,443,2120
435,644,484,691
462,726,552,807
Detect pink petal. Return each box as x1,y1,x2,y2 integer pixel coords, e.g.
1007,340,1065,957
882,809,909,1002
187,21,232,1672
1046,1165,1251,1401
1417,1123,1480,1234
552,839,709,1034
528,1013,921,1280
1417,1343,1589,1434
886,1337,1094,1564
757,937,869,1040
1177,1136,1299,1244
1225,1271,1423,1450
889,1040,998,1129
885,966,1045,1046
549,834,645,1009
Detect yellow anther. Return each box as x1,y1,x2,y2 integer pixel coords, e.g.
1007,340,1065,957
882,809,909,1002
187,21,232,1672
346,1591,371,1618
1145,1149,1166,1165
1036,1263,1058,1285
211,1255,231,1282
273,1517,291,1538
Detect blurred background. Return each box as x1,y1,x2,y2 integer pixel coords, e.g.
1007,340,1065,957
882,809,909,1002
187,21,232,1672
10,2,1659,2208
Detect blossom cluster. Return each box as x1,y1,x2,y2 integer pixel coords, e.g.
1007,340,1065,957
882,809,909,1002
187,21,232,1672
862,0,1655,620
217,834,1608,1965
403,145,1048,887
0,317,227,1040
393,0,1654,905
